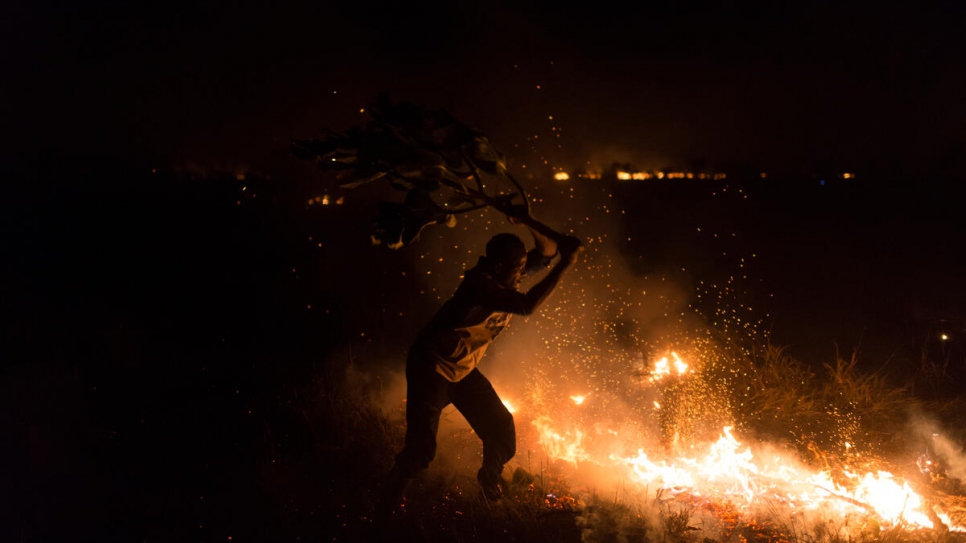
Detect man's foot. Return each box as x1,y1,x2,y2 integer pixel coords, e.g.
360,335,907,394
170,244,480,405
477,469,506,502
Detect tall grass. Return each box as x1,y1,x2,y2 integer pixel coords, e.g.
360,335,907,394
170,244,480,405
279,339,965,542
737,344,918,468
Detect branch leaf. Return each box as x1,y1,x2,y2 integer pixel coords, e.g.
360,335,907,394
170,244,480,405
295,95,529,249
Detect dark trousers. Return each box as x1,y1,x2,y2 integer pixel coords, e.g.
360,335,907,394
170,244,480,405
392,348,515,486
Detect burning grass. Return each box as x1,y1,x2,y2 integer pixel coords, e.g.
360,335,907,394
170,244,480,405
283,337,966,543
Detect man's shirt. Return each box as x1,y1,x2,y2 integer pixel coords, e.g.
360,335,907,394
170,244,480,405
418,249,553,382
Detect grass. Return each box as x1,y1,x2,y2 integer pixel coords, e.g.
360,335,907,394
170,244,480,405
275,336,966,543
5,160,964,542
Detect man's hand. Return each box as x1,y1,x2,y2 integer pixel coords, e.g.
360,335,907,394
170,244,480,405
558,235,583,265
503,204,531,226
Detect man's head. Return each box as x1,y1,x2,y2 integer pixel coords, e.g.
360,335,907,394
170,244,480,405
485,233,528,289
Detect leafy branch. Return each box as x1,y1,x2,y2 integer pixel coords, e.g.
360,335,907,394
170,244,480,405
293,94,530,249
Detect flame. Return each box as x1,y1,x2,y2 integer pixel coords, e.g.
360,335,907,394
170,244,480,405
527,419,956,531
570,395,587,405
649,352,690,382
533,416,592,466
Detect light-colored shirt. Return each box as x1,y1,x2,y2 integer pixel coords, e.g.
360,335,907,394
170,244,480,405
419,251,552,382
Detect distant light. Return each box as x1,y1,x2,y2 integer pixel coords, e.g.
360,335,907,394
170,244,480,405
842,172,854,179
819,179,826,186
941,333,949,341
554,172,570,181
617,171,632,180
760,172,768,179
570,395,587,405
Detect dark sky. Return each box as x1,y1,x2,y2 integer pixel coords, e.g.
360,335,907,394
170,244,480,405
3,1,964,176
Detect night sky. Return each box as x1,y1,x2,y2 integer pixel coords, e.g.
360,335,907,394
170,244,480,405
3,1,964,176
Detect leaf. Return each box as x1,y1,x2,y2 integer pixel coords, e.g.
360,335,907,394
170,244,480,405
369,189,457,249
339,168,387,189
465,136,507,175
295,94,532,249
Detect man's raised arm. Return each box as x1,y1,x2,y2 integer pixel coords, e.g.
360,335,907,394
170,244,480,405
504,206,582,315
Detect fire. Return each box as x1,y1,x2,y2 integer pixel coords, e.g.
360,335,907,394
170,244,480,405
649,351,690,382
522,343,961,532
533,416,591,466
527,419,959,532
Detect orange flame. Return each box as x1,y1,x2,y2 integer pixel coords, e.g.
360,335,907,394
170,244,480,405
649,352,690,382
528,421,958,531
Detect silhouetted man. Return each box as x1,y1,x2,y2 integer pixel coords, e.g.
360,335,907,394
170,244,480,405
377,207,581,517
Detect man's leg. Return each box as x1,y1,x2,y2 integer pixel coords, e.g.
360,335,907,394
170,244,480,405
377,357,450,517
452,369,515,500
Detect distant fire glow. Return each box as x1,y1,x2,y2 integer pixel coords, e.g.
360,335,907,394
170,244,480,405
554,172,570,181
307,194,344,206
613,170,727,181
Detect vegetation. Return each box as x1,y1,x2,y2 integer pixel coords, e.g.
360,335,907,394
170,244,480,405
4,156,964,542
292,94,531,249
292,336,966,543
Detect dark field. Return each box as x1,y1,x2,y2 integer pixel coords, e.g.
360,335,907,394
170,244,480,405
2,158,964,542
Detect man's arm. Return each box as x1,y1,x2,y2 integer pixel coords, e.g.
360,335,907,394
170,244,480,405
505,205,563,258
489,206,582,315
513,245,580,315
481,243,581,316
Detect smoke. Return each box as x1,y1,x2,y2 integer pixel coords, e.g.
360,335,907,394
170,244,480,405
438,171,773,505
341,358,408,420
933,434,966,482
343,155,773,505
907,409,966,484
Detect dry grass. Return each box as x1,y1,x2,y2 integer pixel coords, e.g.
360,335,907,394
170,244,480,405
272,340,966,543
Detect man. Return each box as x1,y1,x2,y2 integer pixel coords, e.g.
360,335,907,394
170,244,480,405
378,207,581,515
